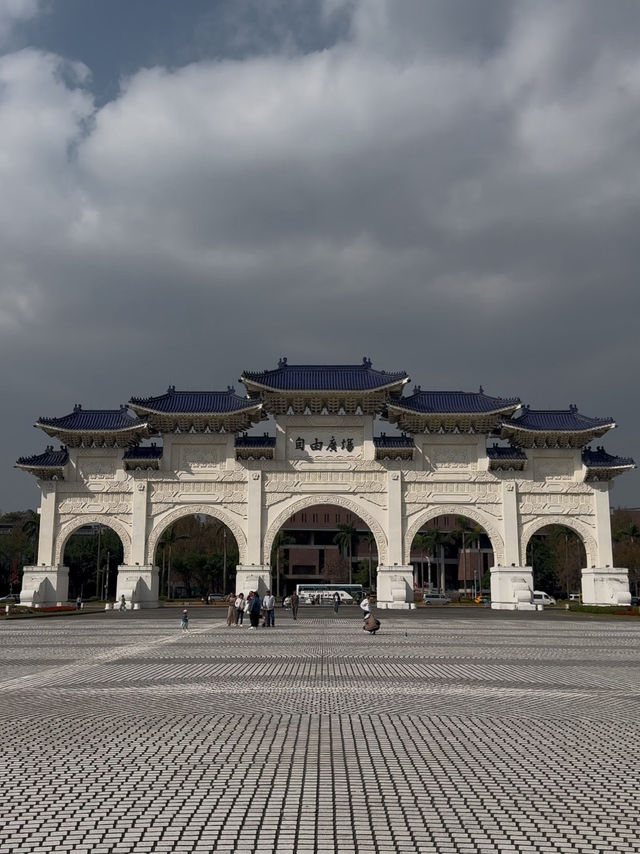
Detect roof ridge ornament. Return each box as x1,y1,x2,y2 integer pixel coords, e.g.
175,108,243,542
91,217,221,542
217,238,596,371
569,403,578,413
73,403,82,412
362,356,372,368
278,357,288,368
227,385,235,393
413,384,421,394
167,385,175,394
479,385,484,394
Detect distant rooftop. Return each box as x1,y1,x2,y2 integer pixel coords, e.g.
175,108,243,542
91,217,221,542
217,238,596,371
129,387,258,414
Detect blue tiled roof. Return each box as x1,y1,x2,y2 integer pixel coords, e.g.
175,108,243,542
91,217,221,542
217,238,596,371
503,406,614,432
37,405,146,432
392,387,520,414
486,444,527,460
123,444,163,460
16,446,68,467
241,357,408,393
582,446,634,468
130,386,258,413
373,433,415,448
235,434,276,448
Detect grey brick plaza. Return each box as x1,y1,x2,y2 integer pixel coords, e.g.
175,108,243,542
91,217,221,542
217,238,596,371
1,608,639,853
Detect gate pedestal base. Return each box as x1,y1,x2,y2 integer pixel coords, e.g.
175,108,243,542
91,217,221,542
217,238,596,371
490,565,535,611
115,565,158,609
376,566,416,609
582,567,630,606
235,566,271,598
20,565,68,606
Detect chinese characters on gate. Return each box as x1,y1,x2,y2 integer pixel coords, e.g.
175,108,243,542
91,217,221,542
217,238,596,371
295,436,354,453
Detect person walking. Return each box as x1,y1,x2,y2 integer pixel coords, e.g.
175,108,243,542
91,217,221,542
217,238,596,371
226,592,236,626
263,589,276,628
290,591,299,621
76,594,82,611
332,591,341,613
119,594,126,612
181,608,189,631
235,592,245,626
249,591,262,629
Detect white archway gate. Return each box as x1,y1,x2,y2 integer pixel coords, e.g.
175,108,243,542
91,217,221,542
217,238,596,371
17,362,632,608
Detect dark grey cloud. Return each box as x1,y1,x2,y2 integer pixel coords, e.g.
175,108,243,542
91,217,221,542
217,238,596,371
1,0,639,511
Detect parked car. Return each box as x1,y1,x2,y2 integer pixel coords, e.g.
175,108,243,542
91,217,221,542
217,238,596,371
533,591,556,606
423,592,451,604
630,596,639,606
0,594,19,603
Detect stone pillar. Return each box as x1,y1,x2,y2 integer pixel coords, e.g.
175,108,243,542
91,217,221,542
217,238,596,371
581,567,631,606
376,472,414,608
490,565,535,611
235,566,271,597
36,482,58,567
20,565,69,607
246,471,263,566
115,565,159,608
592,482,614,567
502,481,521,566
131,480,149,566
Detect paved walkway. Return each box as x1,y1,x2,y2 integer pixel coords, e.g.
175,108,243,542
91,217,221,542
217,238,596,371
1,608,640,853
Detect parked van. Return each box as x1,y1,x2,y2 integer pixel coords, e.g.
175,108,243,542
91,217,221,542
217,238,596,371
533,590,556,606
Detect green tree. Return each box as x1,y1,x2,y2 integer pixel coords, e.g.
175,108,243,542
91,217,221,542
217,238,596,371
613,519,640,595
159,526,188,599
455,518,484,596
333,523,356,583
271,531,295,597
420,527,454,593
527,536,559,594
412,533,430,590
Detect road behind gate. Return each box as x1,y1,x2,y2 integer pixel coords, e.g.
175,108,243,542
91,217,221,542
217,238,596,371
1,607,639,854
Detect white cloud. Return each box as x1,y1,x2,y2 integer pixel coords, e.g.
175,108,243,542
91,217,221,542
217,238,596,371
0,0,40,45
1,0,640,505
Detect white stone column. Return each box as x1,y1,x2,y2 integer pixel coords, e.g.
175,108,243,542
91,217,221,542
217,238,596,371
236,471,271,596
489,481,534,610
20,483,69,605
592,482,614,567
131,480,149,566
579,483,630,605
36,482,57,567
377,472,414,609
502,481,520,566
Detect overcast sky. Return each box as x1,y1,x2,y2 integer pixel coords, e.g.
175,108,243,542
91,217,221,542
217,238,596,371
2,0,639,512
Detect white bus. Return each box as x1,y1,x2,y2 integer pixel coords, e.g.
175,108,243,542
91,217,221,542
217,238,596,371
295,583,364,604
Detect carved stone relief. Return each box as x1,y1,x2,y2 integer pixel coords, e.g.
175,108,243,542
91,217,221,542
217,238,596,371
78,460,117,480
423,445,477,470
532,458,574,481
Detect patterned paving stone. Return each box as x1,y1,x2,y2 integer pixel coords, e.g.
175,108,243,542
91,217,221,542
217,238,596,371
1,609,639,853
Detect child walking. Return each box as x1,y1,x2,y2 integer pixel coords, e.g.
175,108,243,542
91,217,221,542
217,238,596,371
181,608,189,631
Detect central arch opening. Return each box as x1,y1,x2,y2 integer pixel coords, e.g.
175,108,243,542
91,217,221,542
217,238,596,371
271,503,379,598
152,514,239,600
409,514,494,600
